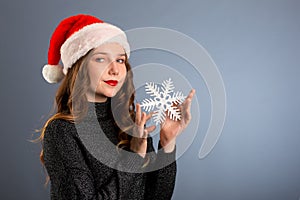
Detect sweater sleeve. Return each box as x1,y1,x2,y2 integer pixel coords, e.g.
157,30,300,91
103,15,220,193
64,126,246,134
143,137,177,200
43,119,146,200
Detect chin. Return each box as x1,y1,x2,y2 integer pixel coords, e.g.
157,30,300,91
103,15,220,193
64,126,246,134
95,87,122,99
103,91,118,98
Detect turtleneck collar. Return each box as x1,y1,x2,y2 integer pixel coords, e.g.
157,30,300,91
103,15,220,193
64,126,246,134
87,99,112,120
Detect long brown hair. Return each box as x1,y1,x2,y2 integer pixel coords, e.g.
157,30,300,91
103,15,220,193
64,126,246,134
38,49,135,165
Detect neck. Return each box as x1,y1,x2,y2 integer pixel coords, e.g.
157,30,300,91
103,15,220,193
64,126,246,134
86,93,108,103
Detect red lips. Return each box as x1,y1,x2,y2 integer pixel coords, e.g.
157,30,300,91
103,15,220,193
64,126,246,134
104,80,118,86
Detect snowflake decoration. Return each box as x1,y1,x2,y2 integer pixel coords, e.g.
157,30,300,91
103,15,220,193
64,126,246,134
140,78,186,125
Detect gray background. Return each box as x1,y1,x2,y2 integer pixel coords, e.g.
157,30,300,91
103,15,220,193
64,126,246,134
1,0,300,199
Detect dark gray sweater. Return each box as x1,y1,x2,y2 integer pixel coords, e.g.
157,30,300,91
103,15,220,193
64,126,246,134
43,100,177,200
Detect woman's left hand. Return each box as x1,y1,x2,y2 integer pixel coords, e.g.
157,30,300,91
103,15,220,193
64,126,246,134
160,89,196,153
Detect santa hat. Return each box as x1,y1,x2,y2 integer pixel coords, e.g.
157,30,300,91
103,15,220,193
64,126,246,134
42,14,130,83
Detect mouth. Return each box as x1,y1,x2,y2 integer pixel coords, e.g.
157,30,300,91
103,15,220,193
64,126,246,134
104,80,118,86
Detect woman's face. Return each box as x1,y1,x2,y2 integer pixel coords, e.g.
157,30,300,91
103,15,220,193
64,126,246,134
86,43,127,102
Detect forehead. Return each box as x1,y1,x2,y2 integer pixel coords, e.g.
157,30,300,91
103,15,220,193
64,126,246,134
93,43,125,55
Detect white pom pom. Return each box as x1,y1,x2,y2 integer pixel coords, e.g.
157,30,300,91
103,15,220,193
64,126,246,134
42,64,65,83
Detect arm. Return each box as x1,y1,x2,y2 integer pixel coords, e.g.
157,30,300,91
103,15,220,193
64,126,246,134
143,138,177,200
43,119,146,200
144,89,196,200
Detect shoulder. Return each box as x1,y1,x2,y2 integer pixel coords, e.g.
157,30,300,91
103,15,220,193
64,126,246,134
47,118,74,128
44,119,77,141
46,118,75,132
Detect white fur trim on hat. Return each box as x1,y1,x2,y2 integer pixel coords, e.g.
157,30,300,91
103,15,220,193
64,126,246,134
60,23,130,75
42,64,65,83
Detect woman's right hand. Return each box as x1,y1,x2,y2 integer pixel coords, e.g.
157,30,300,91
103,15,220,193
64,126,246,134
130,103,156,158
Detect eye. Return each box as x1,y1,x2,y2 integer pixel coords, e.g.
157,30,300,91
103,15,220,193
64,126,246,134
116,59,125,64
95,57,105,63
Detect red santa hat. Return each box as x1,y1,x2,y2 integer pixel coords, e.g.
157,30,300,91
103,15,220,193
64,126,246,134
42,14,130,83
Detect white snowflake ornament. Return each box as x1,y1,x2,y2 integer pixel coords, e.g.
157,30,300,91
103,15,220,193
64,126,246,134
140,78,186,125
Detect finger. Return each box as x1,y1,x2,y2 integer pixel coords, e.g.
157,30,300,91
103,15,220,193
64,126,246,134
183,107,192,123
145,125,156,134
145,112,153,122
186,89,195,110
181,89,195,121
181,89,195,108
140,112,147,126
185,89,195,102
185,101,194,122
135,103,141,124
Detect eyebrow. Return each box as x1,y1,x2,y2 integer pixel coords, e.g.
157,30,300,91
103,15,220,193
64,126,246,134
92,52,126,57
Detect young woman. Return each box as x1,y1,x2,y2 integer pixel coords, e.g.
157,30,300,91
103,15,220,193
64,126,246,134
39,14,195,200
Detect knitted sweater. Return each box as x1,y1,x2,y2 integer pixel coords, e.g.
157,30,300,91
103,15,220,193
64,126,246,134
43,100,177,200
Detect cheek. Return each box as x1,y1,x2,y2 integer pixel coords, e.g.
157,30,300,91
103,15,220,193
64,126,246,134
120,66,127,78
89,68,105,88
119,68,127,85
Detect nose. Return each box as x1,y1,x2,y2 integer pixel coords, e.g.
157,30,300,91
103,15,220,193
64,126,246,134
108,61,119,76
